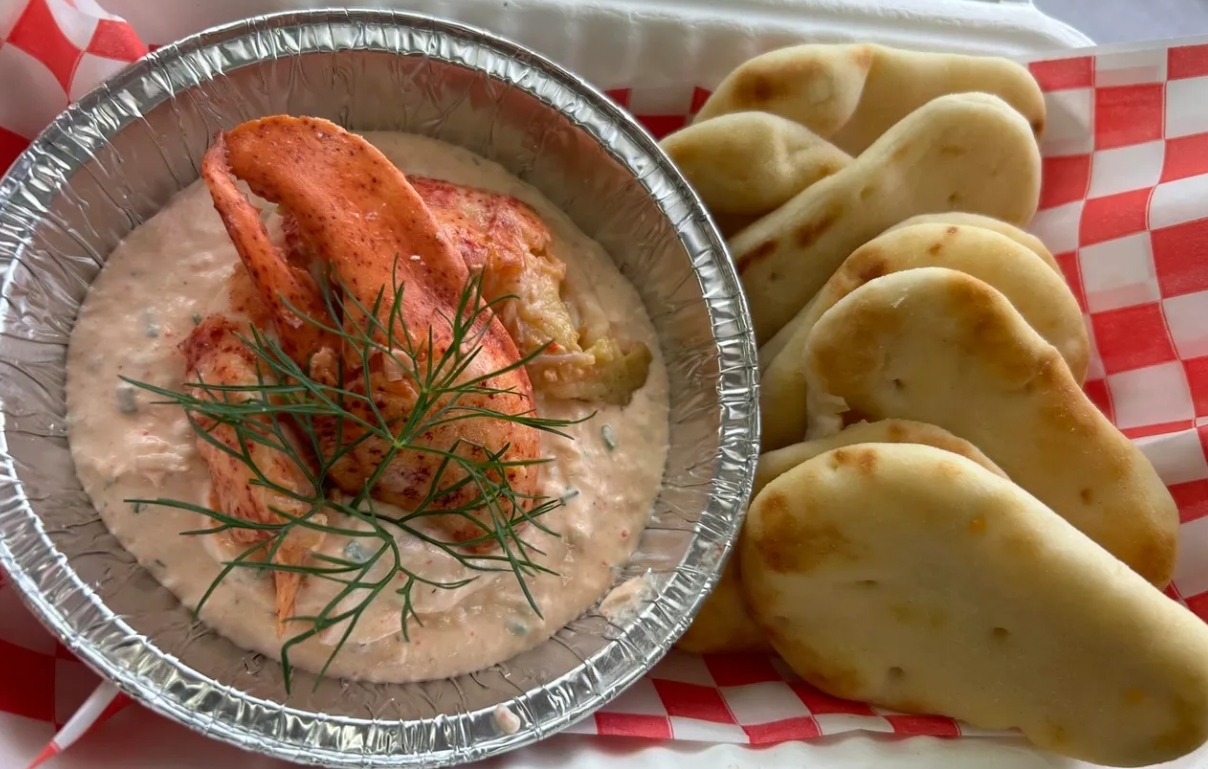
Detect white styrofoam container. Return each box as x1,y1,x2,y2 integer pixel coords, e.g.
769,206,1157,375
43,2,1141,768
106,0,1093,78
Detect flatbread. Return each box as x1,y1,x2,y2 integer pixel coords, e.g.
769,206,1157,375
802,267,1178,587
759,222,1088,450
730,93,1041,344
759,211,1062,368
677,419,1004,655
676,556,772,655
885,212,1060,275
741,442,1208,767
695,43,1045,155
660,112,852,218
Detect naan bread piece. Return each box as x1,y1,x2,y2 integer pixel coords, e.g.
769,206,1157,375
731,93,1040,344
802,267,1178,587
660,113,852,229
677,419,1004,655
677,557,772,655
760,223,1088,451
755,419,1008,494
885,212,1060,275
695,43,1045,156
759,210,1062,369
741,442,1208,767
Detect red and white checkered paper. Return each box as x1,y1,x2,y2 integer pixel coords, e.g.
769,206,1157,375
4,0,1208,765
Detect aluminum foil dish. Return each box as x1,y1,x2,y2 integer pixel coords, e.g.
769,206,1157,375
0,9,758,768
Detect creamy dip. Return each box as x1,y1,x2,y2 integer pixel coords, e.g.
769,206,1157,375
65,132,670,683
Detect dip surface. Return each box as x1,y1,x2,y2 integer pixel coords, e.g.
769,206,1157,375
65,132,670,683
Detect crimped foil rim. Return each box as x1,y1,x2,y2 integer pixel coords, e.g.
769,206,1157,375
0,8,759,767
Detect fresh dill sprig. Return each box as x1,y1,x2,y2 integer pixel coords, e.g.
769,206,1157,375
122,263,584,692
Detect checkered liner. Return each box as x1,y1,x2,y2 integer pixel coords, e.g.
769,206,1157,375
3,0,1208,765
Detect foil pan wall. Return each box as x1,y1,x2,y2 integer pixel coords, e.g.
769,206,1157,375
0,9,759,768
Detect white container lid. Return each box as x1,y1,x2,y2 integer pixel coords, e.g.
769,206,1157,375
106,0,1092,77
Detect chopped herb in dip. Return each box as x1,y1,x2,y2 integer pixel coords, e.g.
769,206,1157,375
115,383,138,414
506,617,529,636
343,540,370,563
143,311,160,338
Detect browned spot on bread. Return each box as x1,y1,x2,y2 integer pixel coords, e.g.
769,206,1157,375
929,455,967,487
946,276,1042,386
752,492,799,571
859,185,875,201
831,446,878,475
992,627,1010,641
827,449,847,470
1031,118,1045,137
946,225,959,235
731,53,836,110
885,422,907,441
947,192,962,206
927,242,942,256
939,145,967,157
735,72,776,105
1080,487,1094,504
738,239,778,271
851,252,888,283
755,490,792,520
968,515,987,534
809,302,892,394
1125,688,1146,705
795,203,844,248
890,603,916,623
754,491,859,574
